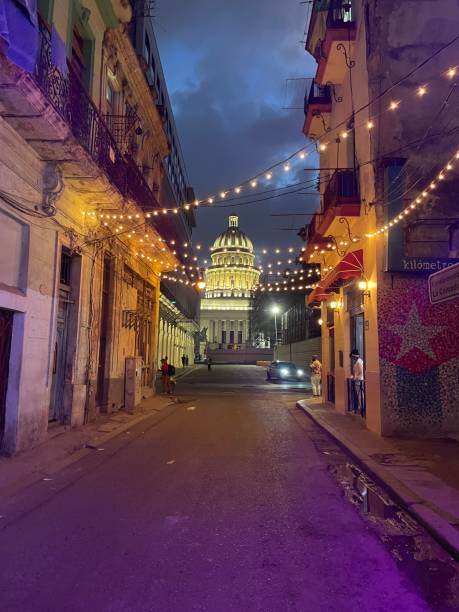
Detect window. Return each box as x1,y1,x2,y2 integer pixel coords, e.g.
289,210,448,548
38,0,53,22
71,26,86,83
144,32,151,65
0,210,28,291
106,80,115,109
60,248,72,285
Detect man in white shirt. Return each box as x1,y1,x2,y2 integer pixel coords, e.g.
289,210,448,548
350,349,364,380
350,349,364,414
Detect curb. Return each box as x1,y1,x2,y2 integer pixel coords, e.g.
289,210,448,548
174,365,202,380
296,399,459,561
0,396,174,500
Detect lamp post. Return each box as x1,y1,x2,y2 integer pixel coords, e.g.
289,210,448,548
271,305,280,347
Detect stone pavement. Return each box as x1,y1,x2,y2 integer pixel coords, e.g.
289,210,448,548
297,398,459,560
0,392,177,501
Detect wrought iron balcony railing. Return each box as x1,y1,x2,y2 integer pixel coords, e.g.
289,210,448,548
307,0,355,64
34,18,158,210
304,82,332,114
323,169,360,214
327,0,354,29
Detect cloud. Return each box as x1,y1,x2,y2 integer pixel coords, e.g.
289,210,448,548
155,0,318,249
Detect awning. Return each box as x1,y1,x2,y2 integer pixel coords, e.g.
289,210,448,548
307,250,363,305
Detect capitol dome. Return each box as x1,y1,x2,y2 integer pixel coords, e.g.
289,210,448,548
200,215,260,351
211,216,254,252
204,215,260,298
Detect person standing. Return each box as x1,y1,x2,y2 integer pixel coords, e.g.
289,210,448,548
350,349,365,414
309,355,322,397
207,356,212,371
350,349,364,381
181,355,186,369
160,357,170,394
185,355,189,367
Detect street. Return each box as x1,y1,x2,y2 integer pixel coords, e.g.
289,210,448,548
1,365,456,612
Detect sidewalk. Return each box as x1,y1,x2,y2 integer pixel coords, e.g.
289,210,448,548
297,399,459,560
0,392,176,500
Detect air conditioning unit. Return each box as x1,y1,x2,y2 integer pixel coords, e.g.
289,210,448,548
125,356,142,413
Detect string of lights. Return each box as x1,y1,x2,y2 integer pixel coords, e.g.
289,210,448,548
182,59,459,211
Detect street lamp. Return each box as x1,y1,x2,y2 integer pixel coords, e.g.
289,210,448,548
271,305,280,346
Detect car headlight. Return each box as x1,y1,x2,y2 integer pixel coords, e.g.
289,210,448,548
280,368,289,376
297,369,304,376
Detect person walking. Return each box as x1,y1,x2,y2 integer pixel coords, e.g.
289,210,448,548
309,355,322,397
160,357,170,395
185,355,189,367
181,355,186,369
207,356,212,371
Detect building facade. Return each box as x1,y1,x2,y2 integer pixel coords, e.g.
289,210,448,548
0,1,187,453
303,0,459,436
200,216,260,355
130,9,200,368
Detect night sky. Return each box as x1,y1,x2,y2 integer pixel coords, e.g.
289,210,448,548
156,0,318,255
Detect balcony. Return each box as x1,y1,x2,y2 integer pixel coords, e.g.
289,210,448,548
0,18,159,214
323,168,360,216
303,169,360,257
36,22,159,210
303,82,332,139
306,0,356,86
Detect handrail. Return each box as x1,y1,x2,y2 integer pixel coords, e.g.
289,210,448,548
34,18,158,211
323,168,359,213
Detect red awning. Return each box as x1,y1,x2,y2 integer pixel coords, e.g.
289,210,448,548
307,250,364,305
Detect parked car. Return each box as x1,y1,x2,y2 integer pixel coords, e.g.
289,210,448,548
266,361,305,382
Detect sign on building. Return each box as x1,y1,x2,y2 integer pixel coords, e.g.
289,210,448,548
428,262,459,304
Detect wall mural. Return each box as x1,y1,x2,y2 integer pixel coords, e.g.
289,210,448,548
378,276,459,435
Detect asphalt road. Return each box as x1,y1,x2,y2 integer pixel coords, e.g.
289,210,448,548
0,365,440,611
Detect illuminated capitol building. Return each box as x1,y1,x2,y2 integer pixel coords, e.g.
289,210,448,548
200,216,260,351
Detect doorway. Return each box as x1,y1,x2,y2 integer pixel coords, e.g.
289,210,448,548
350,312,365,362
49,248,80,423
0,309,13,444
96,253,114,410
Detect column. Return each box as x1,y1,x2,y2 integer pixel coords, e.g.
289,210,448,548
167,323,173,362
158,319,164,360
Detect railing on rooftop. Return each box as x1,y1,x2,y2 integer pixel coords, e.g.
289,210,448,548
35,18,158,211
323,169,360,214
